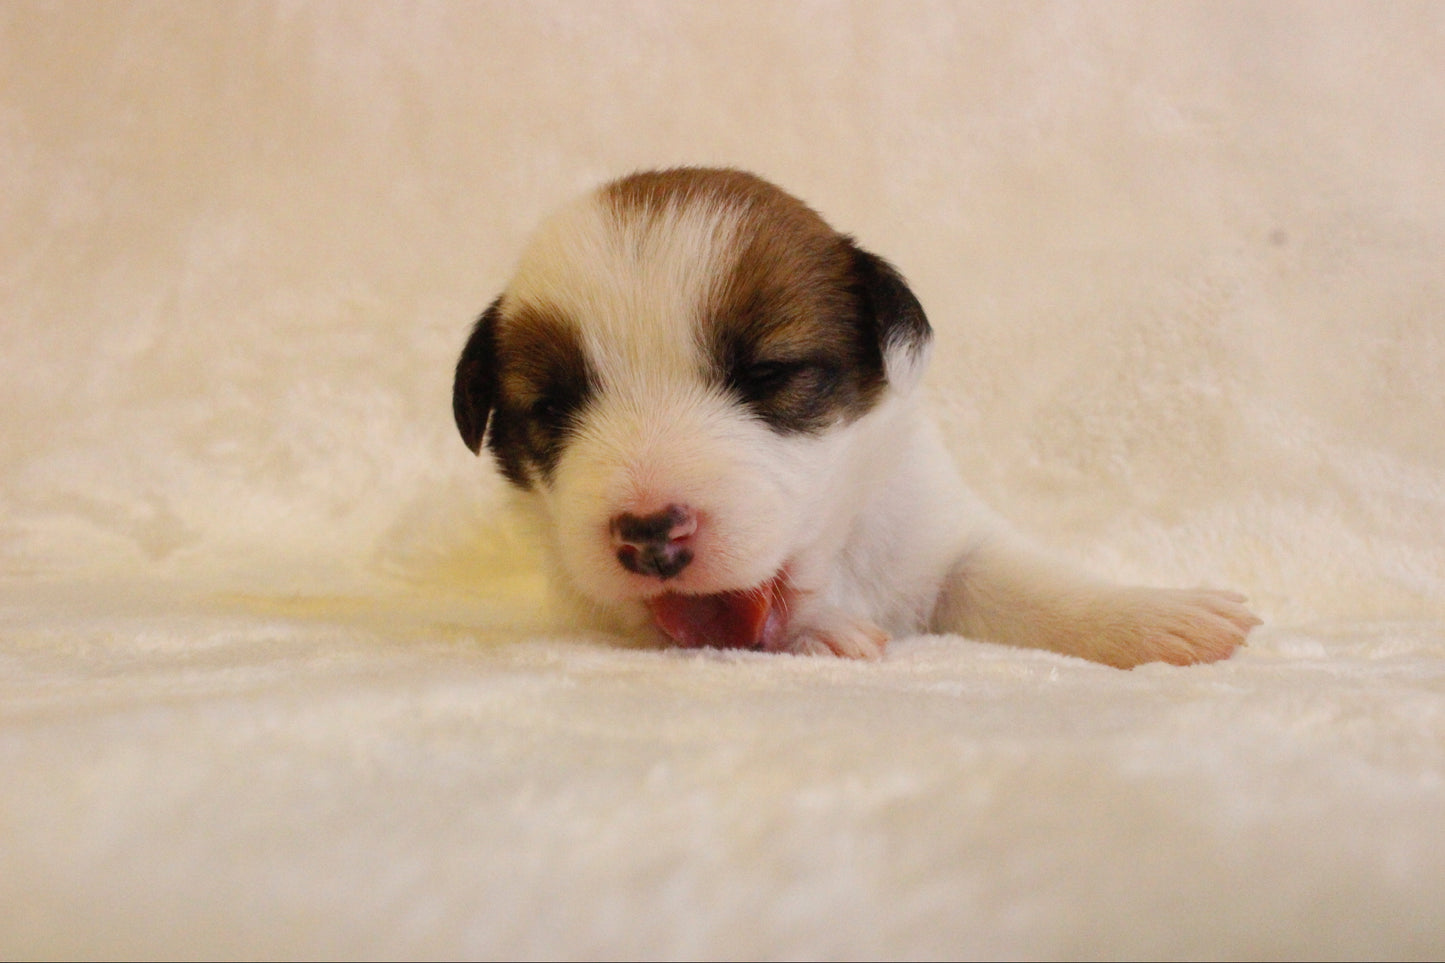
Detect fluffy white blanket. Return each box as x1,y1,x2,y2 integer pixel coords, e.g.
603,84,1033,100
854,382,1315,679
4,3,1443,957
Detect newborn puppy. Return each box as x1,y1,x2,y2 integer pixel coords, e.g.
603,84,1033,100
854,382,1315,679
453,167,1259,667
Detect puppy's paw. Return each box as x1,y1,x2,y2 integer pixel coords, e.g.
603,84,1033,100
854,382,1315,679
1084,587,1261,669
775,609,889,660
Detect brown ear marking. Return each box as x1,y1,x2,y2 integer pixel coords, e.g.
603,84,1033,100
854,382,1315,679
847,243,932,362
453,298,502,455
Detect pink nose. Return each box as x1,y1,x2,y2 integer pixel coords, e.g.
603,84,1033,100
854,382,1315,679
610,504,697,579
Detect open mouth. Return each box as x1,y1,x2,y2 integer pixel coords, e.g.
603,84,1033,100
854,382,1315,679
644,571,793,651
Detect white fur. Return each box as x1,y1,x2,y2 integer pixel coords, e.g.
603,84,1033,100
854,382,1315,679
472,174,1259,668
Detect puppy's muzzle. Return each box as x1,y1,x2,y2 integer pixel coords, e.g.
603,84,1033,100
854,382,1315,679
610,504,696,580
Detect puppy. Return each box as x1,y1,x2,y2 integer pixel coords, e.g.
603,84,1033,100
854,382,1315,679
452,167,1259,667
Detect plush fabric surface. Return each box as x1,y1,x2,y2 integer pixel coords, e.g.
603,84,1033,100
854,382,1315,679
3,2,1443,958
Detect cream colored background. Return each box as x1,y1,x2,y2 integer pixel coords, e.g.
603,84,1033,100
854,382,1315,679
3,2,1444,958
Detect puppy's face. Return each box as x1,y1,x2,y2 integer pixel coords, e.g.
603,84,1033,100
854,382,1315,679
454,168,930,646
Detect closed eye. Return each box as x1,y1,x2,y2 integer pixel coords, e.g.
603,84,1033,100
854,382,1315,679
526,387,582,433
736,359,835,401
529,394,563,420
746,360,808,394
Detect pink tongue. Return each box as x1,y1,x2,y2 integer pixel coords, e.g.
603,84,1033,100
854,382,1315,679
646,578,787,651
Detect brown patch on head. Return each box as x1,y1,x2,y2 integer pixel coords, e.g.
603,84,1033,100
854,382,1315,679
484,301,595,488
607,166,930,434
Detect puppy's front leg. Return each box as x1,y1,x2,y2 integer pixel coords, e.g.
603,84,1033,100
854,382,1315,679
778,604,890,660
932,531,1260,668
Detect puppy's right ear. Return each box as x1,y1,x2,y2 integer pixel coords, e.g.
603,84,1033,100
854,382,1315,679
453,298,502,455
848,245,933,393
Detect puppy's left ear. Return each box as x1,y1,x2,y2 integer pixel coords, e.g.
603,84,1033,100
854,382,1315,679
452,298,503,455
849,245,933,390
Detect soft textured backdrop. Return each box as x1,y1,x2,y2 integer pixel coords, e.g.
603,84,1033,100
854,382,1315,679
3,2,1444,958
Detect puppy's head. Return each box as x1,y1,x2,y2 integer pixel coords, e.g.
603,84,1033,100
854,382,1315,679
453,168,931,647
